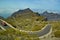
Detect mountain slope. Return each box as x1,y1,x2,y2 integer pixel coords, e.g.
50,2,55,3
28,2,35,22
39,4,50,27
6,8,47,31
41,11,60,21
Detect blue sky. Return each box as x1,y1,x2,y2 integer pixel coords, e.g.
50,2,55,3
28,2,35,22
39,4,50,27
0,0,60,17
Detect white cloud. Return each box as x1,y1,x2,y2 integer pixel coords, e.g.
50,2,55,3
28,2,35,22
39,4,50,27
0,8,19,14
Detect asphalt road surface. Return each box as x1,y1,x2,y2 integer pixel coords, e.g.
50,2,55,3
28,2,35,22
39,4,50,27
28,24,51,37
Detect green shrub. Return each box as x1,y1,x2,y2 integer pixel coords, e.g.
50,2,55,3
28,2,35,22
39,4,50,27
54,30,60,38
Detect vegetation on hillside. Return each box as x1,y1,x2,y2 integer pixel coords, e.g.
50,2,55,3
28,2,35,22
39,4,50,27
49,21,60,38
0,28,40,40
5,8,47,31
0,8,60,40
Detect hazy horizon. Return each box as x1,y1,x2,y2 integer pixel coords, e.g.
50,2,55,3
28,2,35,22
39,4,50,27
0,0,60,18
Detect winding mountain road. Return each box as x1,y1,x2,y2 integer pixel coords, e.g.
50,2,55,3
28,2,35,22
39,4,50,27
0,19,52,38
28,24,52,37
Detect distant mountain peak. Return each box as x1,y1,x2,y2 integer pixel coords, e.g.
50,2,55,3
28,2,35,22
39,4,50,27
24,8,31,10
43,11,48,14
11,8,34,17
17,8,33,13
22,8,33,13
41,11,60,21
